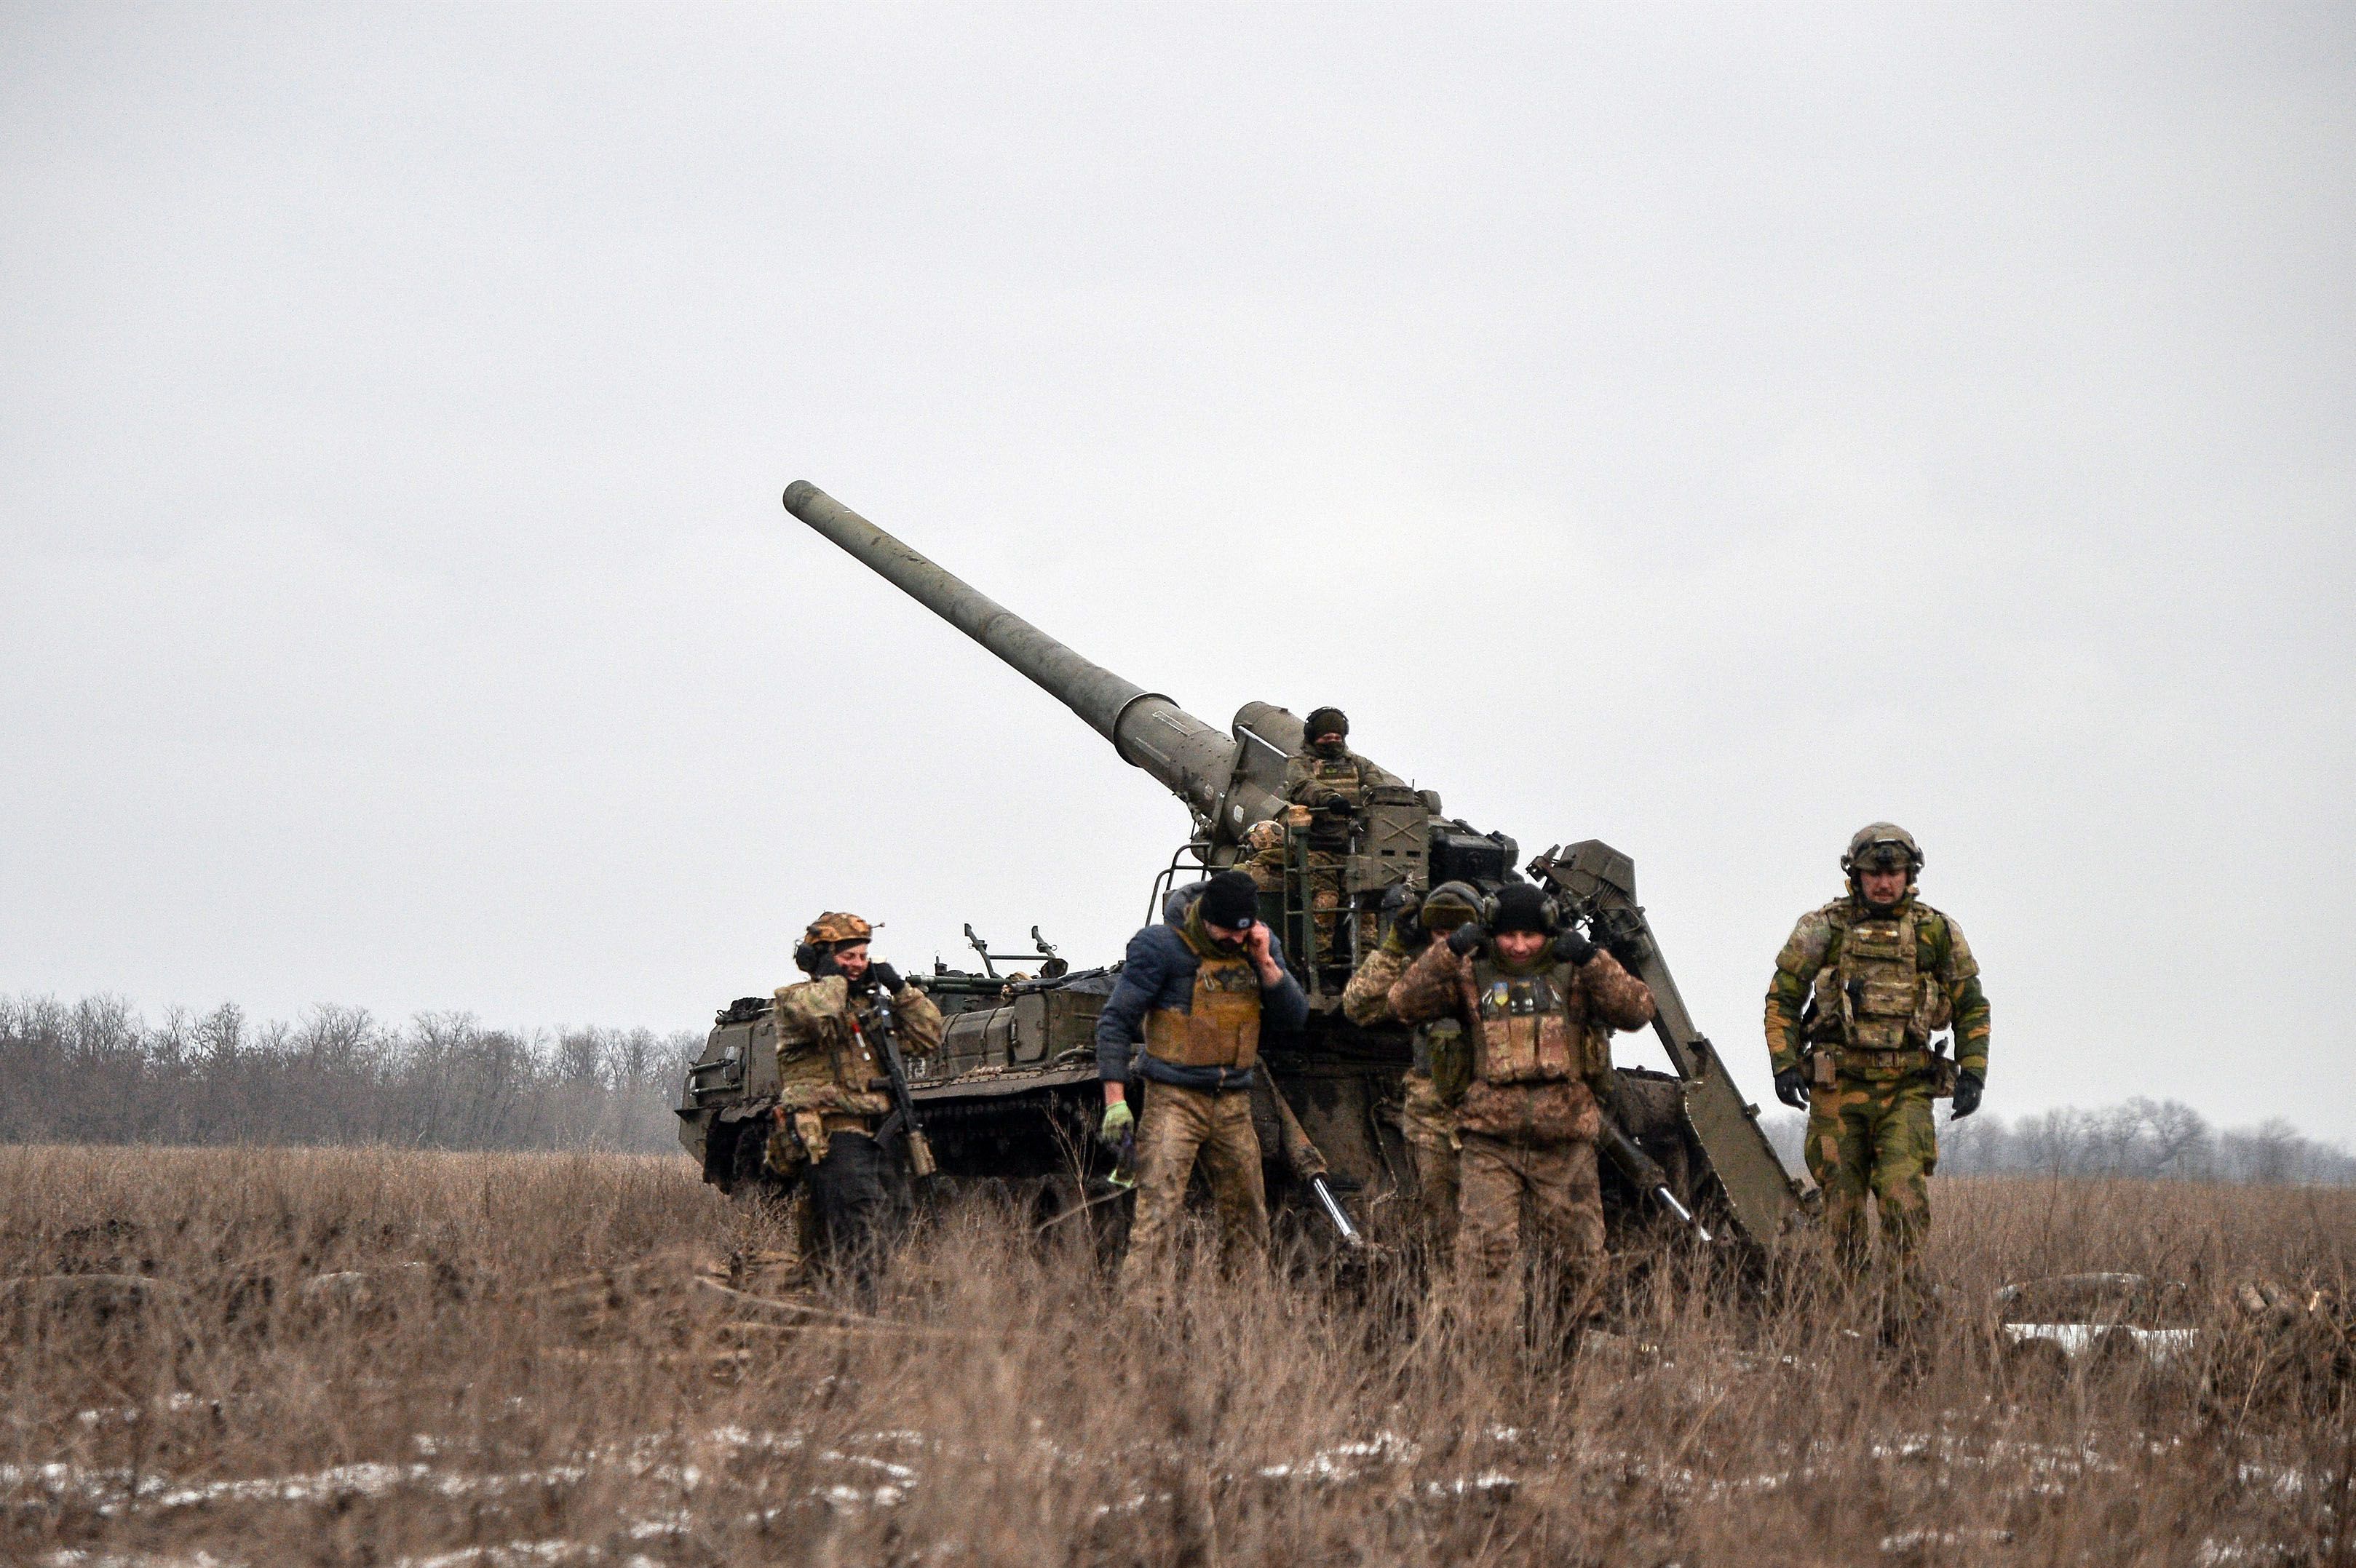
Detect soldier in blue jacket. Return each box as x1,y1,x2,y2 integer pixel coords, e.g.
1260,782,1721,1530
1095,870,1311,1302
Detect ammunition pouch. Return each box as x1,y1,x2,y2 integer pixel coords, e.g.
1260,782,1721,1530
1815,1044,1945,1089
766,1107,832,1174
1469,963,1575,1085
1427,1019,1472,1107
796,1109,833,1165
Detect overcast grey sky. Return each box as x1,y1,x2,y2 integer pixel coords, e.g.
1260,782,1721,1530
4,4,2350,1137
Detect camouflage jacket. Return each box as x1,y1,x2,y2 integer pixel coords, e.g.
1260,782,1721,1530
1341,931,1419,1027
1281,747,1391,813
1387,942,1655,1089
1763,895,1988,1080
772,976,945,1118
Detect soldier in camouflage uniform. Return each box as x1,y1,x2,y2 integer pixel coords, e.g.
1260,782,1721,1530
1764,825,1988,1305
1390,883,1657,1341
1344,881,1484,1264
1240,816,1290,896
1281,707,1394,971
767,911,945,1292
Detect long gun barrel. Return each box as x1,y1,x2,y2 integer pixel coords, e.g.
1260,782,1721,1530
786,482,1293,837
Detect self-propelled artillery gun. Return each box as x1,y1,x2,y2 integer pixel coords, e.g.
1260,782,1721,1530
675,482,1807,1250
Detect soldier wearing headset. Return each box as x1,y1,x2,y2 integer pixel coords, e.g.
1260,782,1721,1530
1387,882,1657,1342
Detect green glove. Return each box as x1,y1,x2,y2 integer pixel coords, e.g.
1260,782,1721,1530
1098,1099,1135,1147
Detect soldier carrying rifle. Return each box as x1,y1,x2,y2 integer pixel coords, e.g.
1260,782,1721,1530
767,911,945,1294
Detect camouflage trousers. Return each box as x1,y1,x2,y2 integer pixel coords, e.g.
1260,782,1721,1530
1806,1073,1938,1297
1303,846,1349,970
1117,1082,1268,1304
1453,1131,1604,1339
1399,1072,1460,1266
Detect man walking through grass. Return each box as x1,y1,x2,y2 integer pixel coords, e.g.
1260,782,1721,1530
1095,870,1311,1305
1764,824,1991,1326
1343,879,1486,1267
768,910,945,1294
1387,883,1657,1345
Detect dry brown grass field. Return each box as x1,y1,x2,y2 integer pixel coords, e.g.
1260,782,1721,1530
4,1146,2350,1567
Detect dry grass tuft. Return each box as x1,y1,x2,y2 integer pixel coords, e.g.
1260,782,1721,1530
3,1146,2350,1566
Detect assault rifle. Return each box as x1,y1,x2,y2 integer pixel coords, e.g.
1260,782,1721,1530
858,987,938,1179
1596,1108,1711,1244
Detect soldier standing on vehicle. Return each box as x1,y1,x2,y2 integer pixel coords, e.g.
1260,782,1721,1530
1764,824,1989,1314
1281,707,1391,968
1344,880,1485,1265
769,911,946,1293
1095,871,1312,1304
1389,883,1657,1343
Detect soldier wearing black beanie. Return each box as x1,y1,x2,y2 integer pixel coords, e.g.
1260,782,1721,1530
1090,872,1312,1305
1197,869,1261,933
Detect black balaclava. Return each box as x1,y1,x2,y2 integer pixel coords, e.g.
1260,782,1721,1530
1304,707,1349,757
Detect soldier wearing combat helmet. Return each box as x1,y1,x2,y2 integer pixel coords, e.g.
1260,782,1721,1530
1764,826,1989,1311
1343,880,1484,1264
768,910,945,1294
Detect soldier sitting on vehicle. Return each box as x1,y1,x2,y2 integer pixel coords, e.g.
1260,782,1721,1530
768,911,945,1297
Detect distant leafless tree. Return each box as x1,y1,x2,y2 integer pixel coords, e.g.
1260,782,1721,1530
0,992,701,1154
5,990,2353,1179
1765,1090,2348,1185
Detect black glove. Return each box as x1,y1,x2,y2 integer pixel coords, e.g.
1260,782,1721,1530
1387,902,1427,948
1550,928,1597,966
1774,1066,1811,1110
1321,795,1354,817
1951,1071,1983,1120
1447,923,1489,958
870,962,904,995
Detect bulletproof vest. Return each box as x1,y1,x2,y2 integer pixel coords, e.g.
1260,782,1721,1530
1303,752,1365,840
1810,905,1946,1053
1468,959,1576,1085
1143,949,1263,1072
772,976,889,1115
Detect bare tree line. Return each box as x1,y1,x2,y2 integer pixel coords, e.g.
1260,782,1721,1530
1764,1097,2356,1185
0,993,701,1153
7,990,2352,1180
